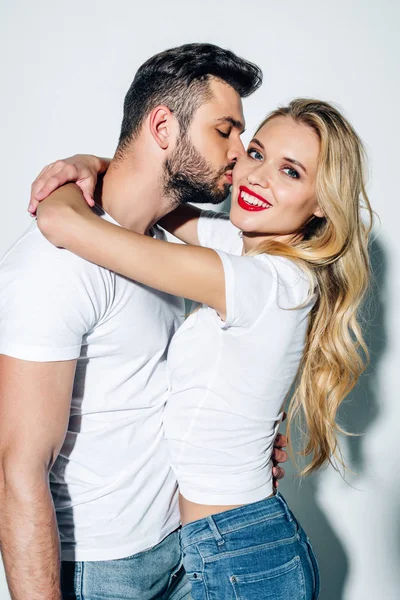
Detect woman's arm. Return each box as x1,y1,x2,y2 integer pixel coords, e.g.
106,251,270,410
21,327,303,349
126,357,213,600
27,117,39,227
29,154,203,246
37,185,226,318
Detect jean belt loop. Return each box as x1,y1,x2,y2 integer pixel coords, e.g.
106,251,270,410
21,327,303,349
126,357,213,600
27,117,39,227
276,492,294,522
206,515,225,546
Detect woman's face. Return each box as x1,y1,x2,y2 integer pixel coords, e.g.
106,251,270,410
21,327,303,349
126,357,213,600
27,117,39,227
230,116,323,248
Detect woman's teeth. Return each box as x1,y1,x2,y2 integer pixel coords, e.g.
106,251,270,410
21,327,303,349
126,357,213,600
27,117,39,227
240,190,271,209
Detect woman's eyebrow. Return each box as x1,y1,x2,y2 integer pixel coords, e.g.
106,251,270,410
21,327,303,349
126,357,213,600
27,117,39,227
250,137,264,149
250,138,308,174
283,157,307,174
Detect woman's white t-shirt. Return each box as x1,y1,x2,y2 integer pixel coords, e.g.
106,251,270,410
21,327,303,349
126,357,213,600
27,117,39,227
163,211,316,505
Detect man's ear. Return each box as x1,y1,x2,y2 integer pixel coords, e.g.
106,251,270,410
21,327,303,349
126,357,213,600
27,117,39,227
149,106,177,150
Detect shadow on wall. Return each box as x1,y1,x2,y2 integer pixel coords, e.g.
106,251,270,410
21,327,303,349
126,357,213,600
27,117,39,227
339,235,387,471
282,234,387,600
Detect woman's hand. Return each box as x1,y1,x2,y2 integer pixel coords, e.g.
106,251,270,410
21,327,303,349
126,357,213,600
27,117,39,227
29,154,111,216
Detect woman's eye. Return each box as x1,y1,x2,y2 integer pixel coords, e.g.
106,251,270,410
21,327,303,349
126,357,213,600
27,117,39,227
282,167,300,179
217,130,230,139
248,149,263,161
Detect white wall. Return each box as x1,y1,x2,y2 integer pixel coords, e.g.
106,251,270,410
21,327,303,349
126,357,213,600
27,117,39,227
1,1,398,598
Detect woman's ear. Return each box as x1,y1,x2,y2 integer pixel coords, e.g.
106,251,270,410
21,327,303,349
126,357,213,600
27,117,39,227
148,105,177,150
313,205,324,218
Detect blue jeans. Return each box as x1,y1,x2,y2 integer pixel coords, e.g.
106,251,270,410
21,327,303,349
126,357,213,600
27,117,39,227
60,528,192,600
180,493,320,600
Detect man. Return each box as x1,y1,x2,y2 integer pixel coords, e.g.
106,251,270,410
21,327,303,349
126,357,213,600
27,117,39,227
0,43,286,600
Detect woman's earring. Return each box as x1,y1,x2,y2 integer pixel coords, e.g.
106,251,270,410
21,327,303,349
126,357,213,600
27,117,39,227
238,230,243,238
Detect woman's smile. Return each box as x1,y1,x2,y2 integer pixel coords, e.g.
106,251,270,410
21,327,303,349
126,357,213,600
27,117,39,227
237,185,272,211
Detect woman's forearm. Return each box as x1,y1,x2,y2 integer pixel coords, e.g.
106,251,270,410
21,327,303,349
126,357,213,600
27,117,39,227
36,184,89,247
37,185,226,317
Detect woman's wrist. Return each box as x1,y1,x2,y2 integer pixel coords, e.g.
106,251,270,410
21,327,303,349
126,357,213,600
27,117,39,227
37,184,94,248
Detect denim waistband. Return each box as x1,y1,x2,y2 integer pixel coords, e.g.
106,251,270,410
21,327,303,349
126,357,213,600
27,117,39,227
180,492,294,550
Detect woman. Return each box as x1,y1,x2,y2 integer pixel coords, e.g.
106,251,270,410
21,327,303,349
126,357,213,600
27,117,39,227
34,99,372,599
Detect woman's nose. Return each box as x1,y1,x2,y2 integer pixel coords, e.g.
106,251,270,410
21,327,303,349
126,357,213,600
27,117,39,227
247,169,269,188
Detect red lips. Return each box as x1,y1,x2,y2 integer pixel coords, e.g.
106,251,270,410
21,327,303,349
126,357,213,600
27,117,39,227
238,186,271,212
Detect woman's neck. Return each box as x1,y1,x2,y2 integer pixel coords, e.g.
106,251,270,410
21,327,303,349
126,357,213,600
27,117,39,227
242,231,303,254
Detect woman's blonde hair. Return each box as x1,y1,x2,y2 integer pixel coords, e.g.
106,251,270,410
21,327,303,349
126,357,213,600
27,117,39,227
250,99,373,475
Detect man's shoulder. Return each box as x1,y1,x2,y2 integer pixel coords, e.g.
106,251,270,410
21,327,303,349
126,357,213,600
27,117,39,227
0,221,116,339
0,223,106,361
0,222,114,303
1,221,108,277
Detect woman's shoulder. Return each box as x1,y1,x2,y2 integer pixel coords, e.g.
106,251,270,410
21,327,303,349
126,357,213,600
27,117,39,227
253,253,316,309
198,210,243,255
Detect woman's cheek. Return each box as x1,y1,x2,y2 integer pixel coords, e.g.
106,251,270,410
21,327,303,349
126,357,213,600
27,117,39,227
232,168,244,186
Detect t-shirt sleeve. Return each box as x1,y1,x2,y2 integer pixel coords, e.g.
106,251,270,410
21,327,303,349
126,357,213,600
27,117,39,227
197,210,242,252
0,229,107,362
215,251,313,330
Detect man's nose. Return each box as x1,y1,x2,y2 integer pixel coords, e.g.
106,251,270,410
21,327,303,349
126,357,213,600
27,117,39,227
227,138,245,163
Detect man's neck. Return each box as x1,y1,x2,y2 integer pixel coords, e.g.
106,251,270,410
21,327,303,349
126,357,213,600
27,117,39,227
97,154,173,234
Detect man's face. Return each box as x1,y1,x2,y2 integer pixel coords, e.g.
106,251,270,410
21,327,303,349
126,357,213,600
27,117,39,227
164,79,246,206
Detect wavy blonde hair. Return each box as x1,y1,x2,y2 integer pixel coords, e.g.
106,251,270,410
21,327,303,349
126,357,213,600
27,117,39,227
250,99,373,475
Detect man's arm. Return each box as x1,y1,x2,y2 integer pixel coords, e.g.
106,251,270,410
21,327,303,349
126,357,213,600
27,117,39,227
0,356,76,600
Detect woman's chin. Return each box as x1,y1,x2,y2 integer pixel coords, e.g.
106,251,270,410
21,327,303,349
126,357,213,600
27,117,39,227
229,206,263,234
229,210,241,231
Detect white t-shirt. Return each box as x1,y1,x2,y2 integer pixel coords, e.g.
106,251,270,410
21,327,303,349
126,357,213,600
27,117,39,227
163,210,316,505
0,207,185,561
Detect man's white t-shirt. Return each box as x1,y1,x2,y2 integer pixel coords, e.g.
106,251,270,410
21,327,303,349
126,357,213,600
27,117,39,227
164,211,316,504
0,207,185,561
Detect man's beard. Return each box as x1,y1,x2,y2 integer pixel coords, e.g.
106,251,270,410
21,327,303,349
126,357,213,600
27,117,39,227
163,135,234,207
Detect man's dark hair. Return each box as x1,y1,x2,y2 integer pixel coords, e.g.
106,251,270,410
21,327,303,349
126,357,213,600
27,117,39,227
117,43,262,153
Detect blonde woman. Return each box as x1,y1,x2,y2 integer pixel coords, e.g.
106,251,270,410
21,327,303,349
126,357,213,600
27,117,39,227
33,99,372,600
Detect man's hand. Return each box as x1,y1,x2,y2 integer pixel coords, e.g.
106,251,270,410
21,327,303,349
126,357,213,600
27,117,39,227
28,154,110,216
272,433,288,488
272,413,288,489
